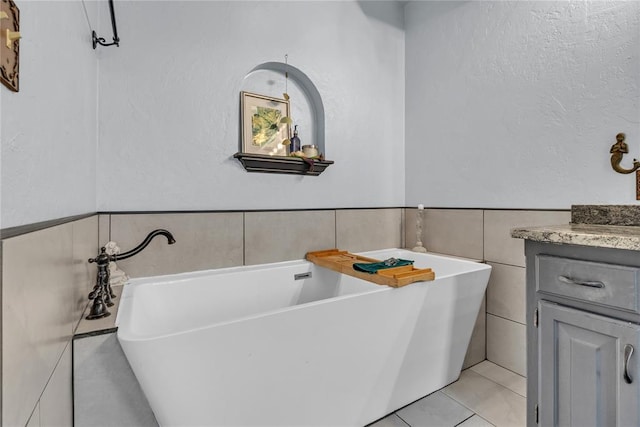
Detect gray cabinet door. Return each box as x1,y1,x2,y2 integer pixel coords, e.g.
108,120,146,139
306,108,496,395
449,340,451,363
539,301,640,427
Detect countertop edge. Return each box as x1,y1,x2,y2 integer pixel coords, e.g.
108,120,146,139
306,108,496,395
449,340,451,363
511,224,640,251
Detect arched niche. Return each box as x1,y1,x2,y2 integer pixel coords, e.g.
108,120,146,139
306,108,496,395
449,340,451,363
241,61,326,156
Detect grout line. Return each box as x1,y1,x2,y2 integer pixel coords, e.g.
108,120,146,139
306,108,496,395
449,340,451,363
393,412,413,427
456,414,496,427
455,414,476,426
34,340,73,411
483,294,488,361
482,209,487,363
472,360,528,382
470,360,526,379
333,209,339,249
400,208,405,249
486,312,526,326
438,390,481,425
467,364,527,398
482,209,485,262
71,338,75,426
443,370,527,423
484,260,526,269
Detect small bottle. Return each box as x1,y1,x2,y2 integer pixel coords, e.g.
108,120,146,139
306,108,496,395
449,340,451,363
290,125,301,154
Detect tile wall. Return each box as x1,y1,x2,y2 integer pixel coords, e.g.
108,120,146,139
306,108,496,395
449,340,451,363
406,208,571,375
107,212,245,277
74,333,158,426
101,209,404,278
483,210,571,375
2,216,98,427
2,207,570,426
405,209,486,369
1,209,404,426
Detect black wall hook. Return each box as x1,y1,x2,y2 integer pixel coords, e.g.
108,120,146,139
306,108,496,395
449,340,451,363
93,0,120,49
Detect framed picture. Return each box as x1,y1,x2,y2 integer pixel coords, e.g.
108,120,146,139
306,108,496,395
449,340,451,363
241,91,291,156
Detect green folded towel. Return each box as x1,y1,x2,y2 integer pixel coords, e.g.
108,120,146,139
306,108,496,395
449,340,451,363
353,258,414,274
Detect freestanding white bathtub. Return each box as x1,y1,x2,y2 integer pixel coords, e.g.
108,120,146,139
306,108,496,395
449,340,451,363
116,249,491,427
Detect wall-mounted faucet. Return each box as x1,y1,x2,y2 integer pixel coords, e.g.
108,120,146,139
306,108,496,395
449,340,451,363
87,229,176,320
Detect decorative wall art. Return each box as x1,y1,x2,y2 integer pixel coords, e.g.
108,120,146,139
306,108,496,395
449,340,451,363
241,91,290,156
0,0,20,92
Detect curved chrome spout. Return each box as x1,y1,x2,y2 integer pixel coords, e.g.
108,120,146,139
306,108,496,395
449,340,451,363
115,229,176,261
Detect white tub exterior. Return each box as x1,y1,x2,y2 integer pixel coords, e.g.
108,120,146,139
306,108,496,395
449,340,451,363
116,249,491,427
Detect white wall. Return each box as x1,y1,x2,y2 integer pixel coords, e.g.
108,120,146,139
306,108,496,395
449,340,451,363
405,1,640,209
97,1,405,212
7,1,637,226
1,1,98,228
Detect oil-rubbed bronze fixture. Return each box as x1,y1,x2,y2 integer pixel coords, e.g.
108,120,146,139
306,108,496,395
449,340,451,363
91,0,120,49
609,133,640,200
86,229,176,319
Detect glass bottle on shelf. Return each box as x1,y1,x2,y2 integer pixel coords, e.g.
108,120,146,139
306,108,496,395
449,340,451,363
290,125,301,154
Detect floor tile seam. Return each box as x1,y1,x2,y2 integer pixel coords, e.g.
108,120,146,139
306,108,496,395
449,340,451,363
439,388,486,424
455,414,496,427
486,312,526,327
441,388,520,427
443,372,526,418
441,374,526,427
469,361,527,387
393,412,412,427
395,390,474,427
469,362,527,382
467,367,527,399
395,407,471,427
454,414,476,426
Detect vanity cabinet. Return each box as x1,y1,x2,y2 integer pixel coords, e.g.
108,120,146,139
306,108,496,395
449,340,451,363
538,301,639,426
525,241,640,427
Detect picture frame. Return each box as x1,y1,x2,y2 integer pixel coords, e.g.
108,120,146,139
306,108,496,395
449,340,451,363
241,91,290,156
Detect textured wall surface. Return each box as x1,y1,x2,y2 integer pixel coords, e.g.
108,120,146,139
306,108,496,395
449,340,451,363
1,1,98,228
97,1,405,211
405,1,640,209
7,1,636,222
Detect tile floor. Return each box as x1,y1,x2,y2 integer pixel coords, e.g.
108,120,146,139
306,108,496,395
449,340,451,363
368,361,526,427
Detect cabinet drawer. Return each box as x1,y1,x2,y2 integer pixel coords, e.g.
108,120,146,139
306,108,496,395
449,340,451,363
536,255,640,313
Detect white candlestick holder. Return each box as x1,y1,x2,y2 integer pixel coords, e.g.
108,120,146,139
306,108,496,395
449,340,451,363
412,205,427,253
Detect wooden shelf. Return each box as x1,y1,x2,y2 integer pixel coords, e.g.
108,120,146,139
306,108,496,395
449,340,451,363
233,153,333,176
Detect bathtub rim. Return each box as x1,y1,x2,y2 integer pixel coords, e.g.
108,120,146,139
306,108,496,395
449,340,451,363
116,258,390,342
116,248,491,342
122,248,488,287
116,276,388,342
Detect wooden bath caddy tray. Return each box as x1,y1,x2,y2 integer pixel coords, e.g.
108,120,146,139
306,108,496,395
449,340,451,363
306,249,435,288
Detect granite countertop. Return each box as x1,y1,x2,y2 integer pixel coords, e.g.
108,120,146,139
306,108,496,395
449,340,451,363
512,205,640,251
571,204,640,226
511,223,640,251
